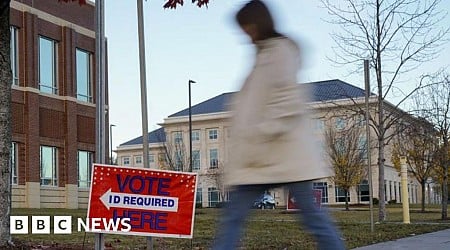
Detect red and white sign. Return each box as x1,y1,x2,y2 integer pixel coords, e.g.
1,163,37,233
286,189,322,210
87,164,197,238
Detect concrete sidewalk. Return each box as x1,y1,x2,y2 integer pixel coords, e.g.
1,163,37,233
352,228,450,249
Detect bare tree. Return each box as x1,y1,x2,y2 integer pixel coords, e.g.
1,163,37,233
433,145,449,206
204,161,227,204
411,71,450,219
392,120,438,212
325,122,367,211
321,0,449,221
157,130,228,207
0,1,12,247
156,130,191,172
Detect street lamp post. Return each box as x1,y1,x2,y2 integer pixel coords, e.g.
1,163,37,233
110,124,116,164
189,80,196,172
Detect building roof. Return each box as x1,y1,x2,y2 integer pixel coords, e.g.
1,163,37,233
119,79,367,146
168,92,234,118
308,79,367,102
120,127,166,146
168,79,366,117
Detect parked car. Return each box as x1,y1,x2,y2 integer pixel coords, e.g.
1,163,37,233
252,194,276,209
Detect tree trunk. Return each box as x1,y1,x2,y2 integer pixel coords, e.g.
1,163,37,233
377,135,386,221
376,79,387,221
0,1,12,246
375,0,386,222
345,189,349,211
442,139,449,220
421,180,426,213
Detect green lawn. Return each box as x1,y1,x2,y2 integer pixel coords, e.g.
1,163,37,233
9,204,450,249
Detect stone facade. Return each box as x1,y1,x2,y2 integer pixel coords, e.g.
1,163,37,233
116,84,440,207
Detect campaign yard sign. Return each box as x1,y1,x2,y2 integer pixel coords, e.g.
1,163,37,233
87,164,197,238
286,189,322,210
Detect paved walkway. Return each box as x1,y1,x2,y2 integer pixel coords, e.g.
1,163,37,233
352,228,450,249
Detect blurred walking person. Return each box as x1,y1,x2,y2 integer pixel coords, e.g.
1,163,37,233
212,1,346,249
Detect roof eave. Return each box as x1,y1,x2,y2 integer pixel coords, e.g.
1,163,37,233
163,111,231,125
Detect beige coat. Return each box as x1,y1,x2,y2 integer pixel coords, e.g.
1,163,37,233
225,37,332,186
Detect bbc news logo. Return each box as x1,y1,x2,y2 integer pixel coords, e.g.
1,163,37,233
10,216,131,234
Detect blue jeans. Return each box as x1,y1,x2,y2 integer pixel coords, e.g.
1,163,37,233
212,181,346,250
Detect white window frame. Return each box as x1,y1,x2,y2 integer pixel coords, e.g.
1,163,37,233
208,129,218,140
122,156,130,166
134,155,143,165
10,142,18,185
76,48,93,102
196,187,203,206
209,149,218,169
192,150,200,171
174,151,183,171
357,180,370,202
40,145,58,186
10,26,19,86
358,135,368,159
149,154,155,165
191,130,200,142
78,150,93,188
208,187,220,207
173,131,183,144
38,36,58,94
335,186,349,203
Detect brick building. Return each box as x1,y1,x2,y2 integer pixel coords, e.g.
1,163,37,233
9,0,106,208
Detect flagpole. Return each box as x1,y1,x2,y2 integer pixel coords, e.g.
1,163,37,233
95,0,106,249
137,0,152,249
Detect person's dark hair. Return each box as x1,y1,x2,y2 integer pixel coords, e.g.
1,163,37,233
235,0,282,41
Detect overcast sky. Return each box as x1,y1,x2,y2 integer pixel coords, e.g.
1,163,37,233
105,0,450,153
